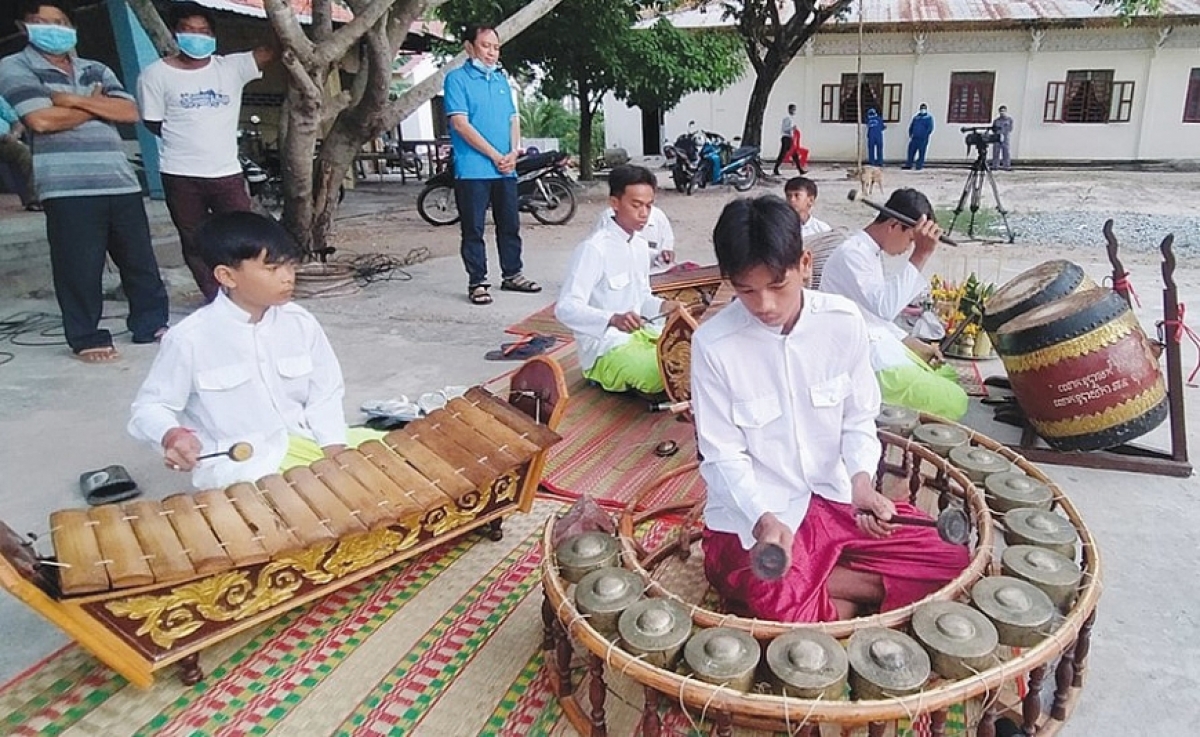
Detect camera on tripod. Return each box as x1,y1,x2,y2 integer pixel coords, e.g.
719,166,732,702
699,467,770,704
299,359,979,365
960,125,1001,149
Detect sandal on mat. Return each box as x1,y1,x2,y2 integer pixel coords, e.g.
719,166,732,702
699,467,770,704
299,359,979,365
500,275,542,293
469,284,493,305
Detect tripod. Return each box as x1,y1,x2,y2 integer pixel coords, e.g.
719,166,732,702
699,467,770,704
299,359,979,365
948,142,1015,243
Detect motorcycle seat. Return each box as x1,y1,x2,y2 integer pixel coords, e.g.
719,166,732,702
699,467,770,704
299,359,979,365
731,145,759,160
517,150,564,174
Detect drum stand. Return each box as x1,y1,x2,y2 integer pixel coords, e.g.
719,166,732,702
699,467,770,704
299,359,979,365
947,142,1015,244
1004,222,1192,478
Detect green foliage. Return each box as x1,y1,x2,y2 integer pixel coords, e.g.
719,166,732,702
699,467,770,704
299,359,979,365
519,97,603,154
613,21,744,112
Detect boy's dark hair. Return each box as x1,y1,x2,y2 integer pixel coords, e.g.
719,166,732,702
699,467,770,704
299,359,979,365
196,212,302,271
168,1,217,33
608,165,657,198
463,24,499,43
873,187,936,226
783,176,818,199
712,196,804,282
19,0,73,23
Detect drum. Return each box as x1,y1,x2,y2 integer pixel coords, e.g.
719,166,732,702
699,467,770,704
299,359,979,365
992,288,1167,451
983,260,1094,334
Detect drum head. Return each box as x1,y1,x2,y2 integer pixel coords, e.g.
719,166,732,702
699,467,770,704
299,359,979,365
986,260,1078,315
766,630,849,694
847,627,931,696
998,288,1114,334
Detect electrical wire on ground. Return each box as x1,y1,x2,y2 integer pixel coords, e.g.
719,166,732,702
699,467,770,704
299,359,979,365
293,247,432,299
0,311,129,367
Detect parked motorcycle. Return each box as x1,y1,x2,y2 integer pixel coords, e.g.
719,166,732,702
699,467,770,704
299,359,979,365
238,116,284,214
669,122,760,195
417,150,577,227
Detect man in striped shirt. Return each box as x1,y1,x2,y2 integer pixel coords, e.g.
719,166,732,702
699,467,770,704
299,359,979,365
0,0,168,362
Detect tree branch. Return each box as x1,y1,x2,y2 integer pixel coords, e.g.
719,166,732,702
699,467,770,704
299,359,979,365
262,0,315,64
312,0,333,42
315,0,404,67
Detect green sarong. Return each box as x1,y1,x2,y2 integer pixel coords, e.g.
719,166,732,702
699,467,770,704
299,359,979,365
876,347,968,420
583,328,664,394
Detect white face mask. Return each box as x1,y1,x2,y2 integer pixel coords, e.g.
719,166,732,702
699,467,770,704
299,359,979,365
470,57,496,75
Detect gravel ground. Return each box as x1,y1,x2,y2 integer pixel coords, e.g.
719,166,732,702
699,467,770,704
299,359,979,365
1006,211,1200,254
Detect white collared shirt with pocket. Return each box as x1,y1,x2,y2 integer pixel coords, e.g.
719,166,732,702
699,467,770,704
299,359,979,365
129,291,347,489
691,293,882,549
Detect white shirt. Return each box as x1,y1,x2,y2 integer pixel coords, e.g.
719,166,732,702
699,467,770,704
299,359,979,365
138,53,261,178
801,215,832,239
593,205,675,274
819,230,927,371
128,292,347,489
692,293,882,549
556,215,664,371
781,114,794,136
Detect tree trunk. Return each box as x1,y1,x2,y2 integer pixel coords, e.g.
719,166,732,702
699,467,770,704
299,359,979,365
280,85,322,254
741,60,786,148
124,0,177,56
577,80,595,181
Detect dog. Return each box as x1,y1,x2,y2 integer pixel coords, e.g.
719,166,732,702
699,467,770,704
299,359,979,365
859,165,884,195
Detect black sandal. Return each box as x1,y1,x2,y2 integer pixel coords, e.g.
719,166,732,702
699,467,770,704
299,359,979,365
500,275,542,293
469,284,493,305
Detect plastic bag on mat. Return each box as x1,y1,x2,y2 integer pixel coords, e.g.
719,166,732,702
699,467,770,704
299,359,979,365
552,494,617,548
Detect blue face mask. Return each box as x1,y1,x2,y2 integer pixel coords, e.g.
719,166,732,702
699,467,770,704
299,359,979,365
26,24,77,55
176,33,216,59
470,58,497,75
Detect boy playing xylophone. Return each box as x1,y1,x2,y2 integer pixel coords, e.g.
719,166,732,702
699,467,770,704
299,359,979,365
128,211,380,489
693,195,968,622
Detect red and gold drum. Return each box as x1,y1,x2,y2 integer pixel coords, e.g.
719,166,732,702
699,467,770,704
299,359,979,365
992,288,1167,451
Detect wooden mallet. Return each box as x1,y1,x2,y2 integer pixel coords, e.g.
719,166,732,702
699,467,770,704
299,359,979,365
848,189,960,247
196,442,255,463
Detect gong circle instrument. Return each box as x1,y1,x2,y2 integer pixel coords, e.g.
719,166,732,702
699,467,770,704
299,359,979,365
985,471,1054,514
540,413,1101,736
1004,508,1079,559
684,627,760,693
765,630,848,699
574,567,643,636
555,531,619,583
992,287,1167,452
875,404,920,437
949,445,1011,483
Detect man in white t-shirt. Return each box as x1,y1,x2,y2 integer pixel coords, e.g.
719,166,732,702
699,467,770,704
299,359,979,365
593,203,675,274
138,1,274,301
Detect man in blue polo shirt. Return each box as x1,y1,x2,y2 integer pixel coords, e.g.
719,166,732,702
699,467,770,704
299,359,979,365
0,0,169,363
444,24,540,305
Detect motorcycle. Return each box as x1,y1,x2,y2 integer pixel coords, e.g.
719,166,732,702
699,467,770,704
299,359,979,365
238,116,284,214
669,122,760,195
417,150,577,227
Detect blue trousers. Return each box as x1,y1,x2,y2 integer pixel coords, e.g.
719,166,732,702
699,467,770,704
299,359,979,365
454,177,524,288
43,194,169,353
906,137,929,169
867,134,884,166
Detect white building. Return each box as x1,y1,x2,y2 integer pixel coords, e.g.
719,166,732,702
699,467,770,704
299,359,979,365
604,0,1200,163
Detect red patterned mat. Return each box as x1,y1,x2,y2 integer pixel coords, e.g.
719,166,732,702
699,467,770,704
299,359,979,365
947,357,989,398
503,303,574,341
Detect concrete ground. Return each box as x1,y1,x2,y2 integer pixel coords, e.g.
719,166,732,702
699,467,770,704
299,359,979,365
0,166,1197,734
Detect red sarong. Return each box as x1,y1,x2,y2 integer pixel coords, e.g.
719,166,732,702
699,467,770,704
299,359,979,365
786,128,810,170
702,496,970,623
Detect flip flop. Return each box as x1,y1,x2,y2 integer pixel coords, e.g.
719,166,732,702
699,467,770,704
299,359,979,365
79,465,141,506
485,334,557,360
73,346,120,363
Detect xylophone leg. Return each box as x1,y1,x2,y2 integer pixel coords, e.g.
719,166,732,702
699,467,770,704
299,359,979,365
641,685,661,737
484,519,504,541
1023,664,1046,735
1072,610,1096,688
867,722,887,737
1052,645,1076,720
588,653,607,737
930,709,948,737
178,653,203,686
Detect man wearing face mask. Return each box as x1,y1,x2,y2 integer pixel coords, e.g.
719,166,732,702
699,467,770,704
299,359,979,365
444,24,540,306
138,1,275,302
0,0,169,364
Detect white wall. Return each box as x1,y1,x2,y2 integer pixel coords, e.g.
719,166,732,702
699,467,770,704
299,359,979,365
603,24,1200,163
399,56,438,140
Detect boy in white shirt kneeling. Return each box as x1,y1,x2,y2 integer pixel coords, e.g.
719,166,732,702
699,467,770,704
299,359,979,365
556,165,681,394
693,195,968,622
129,212,380,489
